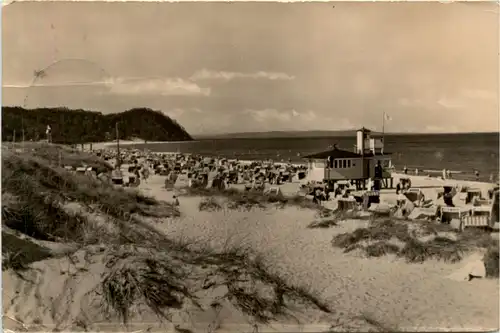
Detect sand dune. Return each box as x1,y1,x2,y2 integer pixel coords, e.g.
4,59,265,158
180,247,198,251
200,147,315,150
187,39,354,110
3,168,498,332
142,175,499,331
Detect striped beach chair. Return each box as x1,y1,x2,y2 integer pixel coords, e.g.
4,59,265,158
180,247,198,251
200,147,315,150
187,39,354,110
462,215,490,229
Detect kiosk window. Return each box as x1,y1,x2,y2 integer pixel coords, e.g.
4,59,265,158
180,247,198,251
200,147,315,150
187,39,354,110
334,160,338,168
342,160,347,168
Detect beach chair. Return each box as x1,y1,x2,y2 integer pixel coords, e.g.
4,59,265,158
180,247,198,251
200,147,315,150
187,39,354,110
400,177,412,190
440,206,471,224
76,167,87,175
362,191,380,210
466,188,482,205
461,215,490,230
265,186,282,196
337,198,357,211
403,188,424,203
128,174,139,187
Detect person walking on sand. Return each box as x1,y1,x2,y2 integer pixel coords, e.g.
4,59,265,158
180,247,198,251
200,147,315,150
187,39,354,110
415,168,419,176
172,195,180,207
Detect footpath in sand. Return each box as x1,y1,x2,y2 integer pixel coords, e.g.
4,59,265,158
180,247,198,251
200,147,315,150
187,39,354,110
143,175,499,331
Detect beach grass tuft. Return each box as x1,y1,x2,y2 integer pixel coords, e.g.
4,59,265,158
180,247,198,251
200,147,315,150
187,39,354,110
98,243,332,326
100,247,199,324
332,217,495,266
332,219,410,250
198,197,223,212
364,241,401,258
398,237,463,263
180,186,320,211
483,245,499,278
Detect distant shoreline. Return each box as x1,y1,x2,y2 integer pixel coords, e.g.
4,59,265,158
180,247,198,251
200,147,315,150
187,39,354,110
90,140,197,150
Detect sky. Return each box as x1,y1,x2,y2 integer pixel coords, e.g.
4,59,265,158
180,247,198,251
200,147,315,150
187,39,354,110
2,1,499,135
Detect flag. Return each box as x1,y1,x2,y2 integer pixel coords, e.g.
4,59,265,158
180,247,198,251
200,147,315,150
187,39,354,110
384,113,392,121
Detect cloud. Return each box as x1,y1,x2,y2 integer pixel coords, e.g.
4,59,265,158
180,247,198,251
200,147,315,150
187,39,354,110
243,109,318,124
105,77,211,96
162,108,203,119
436,97,465,109
3,77,211,97
190,69,295,81
244,109,293,123
398,97,466,109
425,125,459,133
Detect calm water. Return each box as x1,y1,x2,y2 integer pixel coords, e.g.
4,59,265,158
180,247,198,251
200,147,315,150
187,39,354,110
129,133,499,182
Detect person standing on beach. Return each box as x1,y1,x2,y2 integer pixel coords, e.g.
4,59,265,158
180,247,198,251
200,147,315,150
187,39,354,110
442,168,447,180
374,160,383,191
475,170,480,181
46,125,52,143
404,165,408,175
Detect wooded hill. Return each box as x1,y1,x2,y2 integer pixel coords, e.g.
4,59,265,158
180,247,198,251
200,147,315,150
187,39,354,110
2,107,193,144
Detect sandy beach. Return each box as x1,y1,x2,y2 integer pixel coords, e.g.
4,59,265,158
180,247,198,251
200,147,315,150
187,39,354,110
3,144,499,333
136,174,499,331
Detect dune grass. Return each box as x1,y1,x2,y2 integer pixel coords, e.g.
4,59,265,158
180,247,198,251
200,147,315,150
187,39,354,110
2,147,179,244
99,243,332,326
198,197,224,212
483,246,499,278
1,232,54,271
332,218,497,266
181,186,320,211
5,142,113,174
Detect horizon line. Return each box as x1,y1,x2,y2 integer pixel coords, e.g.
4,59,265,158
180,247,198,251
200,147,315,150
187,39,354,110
193,129,499,137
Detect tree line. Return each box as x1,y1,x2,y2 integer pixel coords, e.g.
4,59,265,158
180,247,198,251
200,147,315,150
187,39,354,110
2,107,193,144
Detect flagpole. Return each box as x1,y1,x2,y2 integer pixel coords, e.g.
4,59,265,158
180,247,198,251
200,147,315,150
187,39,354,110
382,112,385,155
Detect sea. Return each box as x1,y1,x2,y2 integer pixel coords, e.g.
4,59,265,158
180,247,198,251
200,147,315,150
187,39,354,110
127,132,499,182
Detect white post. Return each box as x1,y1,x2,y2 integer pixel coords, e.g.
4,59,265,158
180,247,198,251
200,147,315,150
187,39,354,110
381,112,386,155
